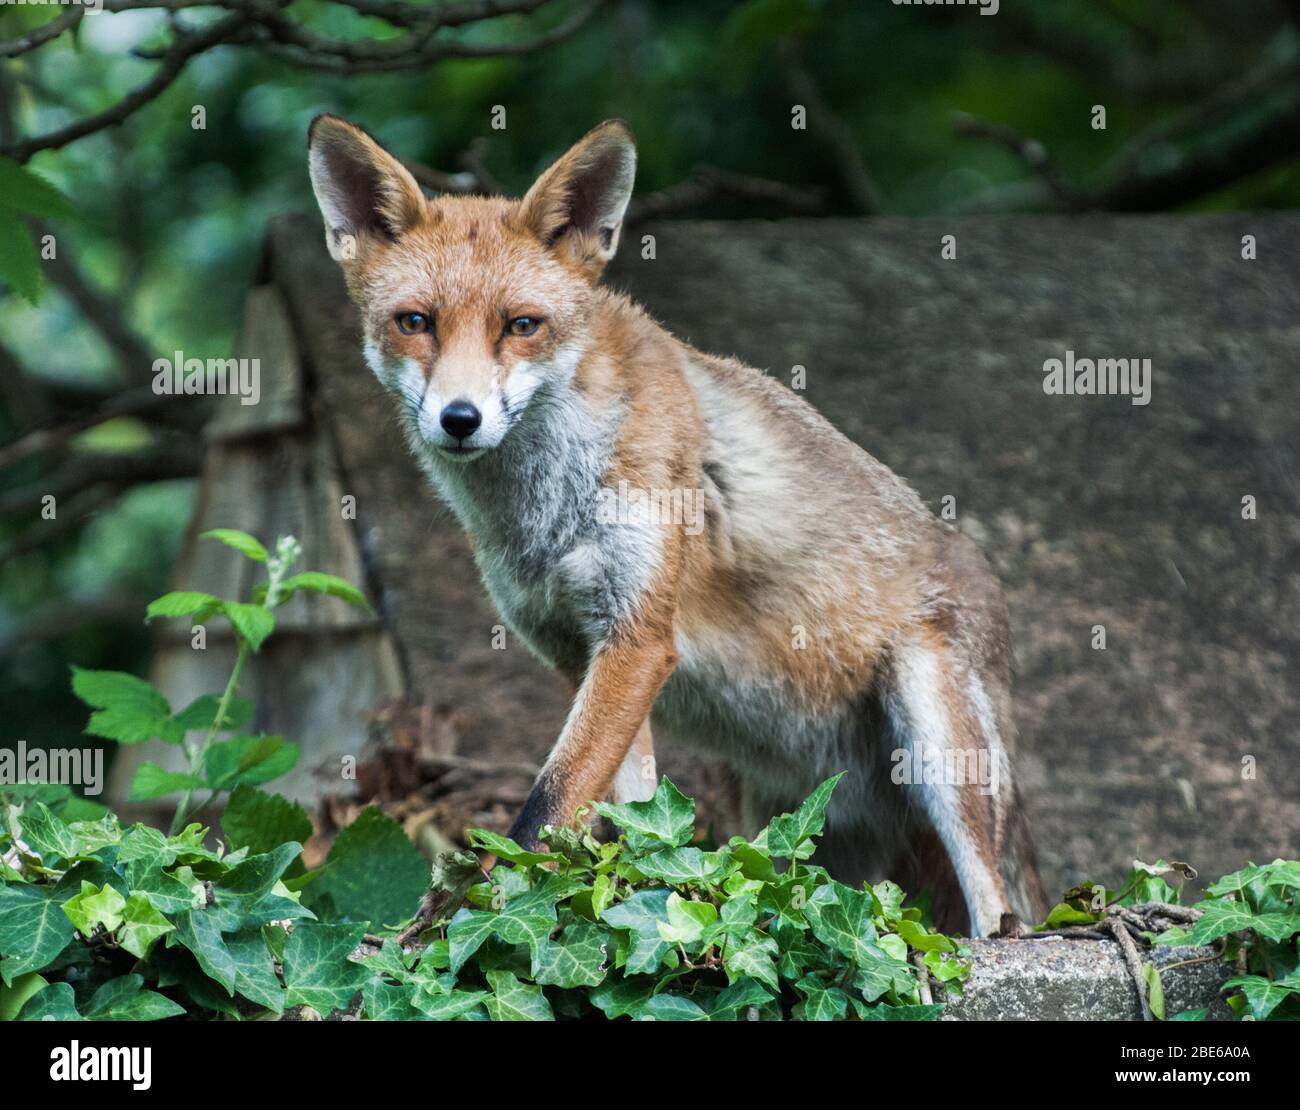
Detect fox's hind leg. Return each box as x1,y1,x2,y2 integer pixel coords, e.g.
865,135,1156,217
881,633,1017,937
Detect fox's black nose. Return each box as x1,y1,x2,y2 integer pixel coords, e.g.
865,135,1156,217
440,400,481,440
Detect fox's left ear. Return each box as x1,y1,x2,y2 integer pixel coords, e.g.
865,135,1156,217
307,114,427,263
516,120,636,279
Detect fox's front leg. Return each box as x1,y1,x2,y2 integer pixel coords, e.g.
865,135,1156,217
508,609,677,848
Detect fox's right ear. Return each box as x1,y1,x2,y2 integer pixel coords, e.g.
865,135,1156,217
307,115,427,262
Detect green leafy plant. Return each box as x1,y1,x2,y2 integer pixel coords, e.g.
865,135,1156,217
1152,860,1300,1021
73,528,369,834
3,526,1294,1021
0,528,968,1021
1037,857,1300,1021
0,772,969,1020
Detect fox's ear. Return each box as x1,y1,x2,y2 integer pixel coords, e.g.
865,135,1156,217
308,114,427,262
516,120,636,279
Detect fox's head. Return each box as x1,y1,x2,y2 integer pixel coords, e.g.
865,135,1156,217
307,115,636,462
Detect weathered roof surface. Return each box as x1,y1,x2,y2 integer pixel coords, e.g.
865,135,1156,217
121,211,1299,896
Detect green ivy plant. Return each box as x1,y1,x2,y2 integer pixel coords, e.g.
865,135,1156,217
1037,856,1300,1020
0,528,968,1021
1,527,1294,1021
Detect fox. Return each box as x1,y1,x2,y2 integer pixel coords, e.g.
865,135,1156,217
307,115,1045,936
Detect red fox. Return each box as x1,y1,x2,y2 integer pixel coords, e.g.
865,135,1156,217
308,116,1045,935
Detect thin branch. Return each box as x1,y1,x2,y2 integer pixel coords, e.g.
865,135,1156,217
4,13,250,163
253,0,604,74
777,36,882,214
0,9,85,58
0,448,200,517
0,596,152,656
404,161,482,196
627,164,826,224
458,137,506,195
954,112,1085,209
0,484,122,563
0,384,187,471
37,232,159,388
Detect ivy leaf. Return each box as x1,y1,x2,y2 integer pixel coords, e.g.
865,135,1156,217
303,807,428,928
118,894,175,959
593,777,694,851
724,933,780,992
282,922,368,1013
211,842,303,922
61,880,127,936
1205,864,1271,898
221,784,312,856
533,921,610,988
1222,974,1300,1021
854,955,917,1002
657,892,718,947
227,927,285,1013
201,528,268,562
130,763,205,801
710,977,773,1019
130,864,202,916
763,772,844,859
635,846,730,885
0,882,76,984
17,980,82,1020
854,1002,944,1021
0,971,48,1022
278,572,370,610
171,908,237,994
806,882,880,964
223,603,275,651
1189,900,1299,945
16,802,82,863
409,985,488,1020
590,975,656,1018
635,993,709,1021
1263,859,1300,892
467,828,555,867
483,970,554,1021
601,888,673,974
896,918,956,953
794,974,848,1021
203,735,298,792
82,974,185,1021
362,979,429,1020
447,908,499,975
1038,902,1102,929
118,825,177,874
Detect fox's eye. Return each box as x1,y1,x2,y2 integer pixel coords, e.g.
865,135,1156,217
506,316,542,338
395,312,430,335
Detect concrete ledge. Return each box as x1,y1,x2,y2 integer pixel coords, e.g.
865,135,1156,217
943,939,1232,1020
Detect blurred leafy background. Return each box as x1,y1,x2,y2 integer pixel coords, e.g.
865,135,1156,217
1,0,1297,752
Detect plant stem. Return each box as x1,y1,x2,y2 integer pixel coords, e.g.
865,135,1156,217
170,637,250,835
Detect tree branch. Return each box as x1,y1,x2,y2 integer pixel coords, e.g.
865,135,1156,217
627,164,826,224
777,36,882,214
4,13,251,163
0,447,201,517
